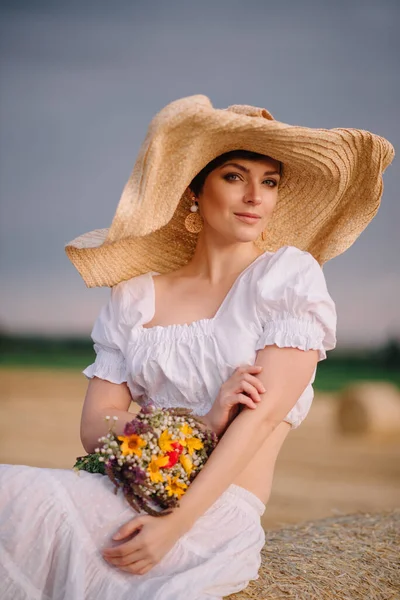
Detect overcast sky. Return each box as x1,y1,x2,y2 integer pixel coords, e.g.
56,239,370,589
0,0,399,348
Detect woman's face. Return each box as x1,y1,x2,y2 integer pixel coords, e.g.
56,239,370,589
191,156,281,243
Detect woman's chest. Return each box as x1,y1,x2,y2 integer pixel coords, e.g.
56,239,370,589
144,273,245,330
124,316,261,413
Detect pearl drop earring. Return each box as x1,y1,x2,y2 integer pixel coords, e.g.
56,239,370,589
184,196,203,233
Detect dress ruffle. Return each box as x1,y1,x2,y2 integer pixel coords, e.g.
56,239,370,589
255,246,337,363
255,313,327,361
83,345,128,384
136,318,215,344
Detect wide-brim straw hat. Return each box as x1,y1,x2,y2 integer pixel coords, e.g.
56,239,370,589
65,94,394,288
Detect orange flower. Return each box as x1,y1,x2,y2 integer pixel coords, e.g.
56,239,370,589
165,476,188,498
180,452,193,475
182,436,203,456
117,434,146,457
179,423,193,436
148,454,169,483
179,423,203,456
158,430,175,453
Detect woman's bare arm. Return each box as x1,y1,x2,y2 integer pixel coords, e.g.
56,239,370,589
171,344,319,531
80,377,139,453
80,378,213,453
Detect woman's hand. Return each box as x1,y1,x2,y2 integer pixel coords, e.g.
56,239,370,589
206,365,266,437
102,512,186,576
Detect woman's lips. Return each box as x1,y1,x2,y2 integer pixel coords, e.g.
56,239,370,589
234,213,261,224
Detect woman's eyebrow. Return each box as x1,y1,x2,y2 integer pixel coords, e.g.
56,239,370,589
219,162,280,176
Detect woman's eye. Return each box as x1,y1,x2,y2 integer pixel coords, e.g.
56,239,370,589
223,173,278,187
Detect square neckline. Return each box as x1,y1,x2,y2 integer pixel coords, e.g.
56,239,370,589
141,250,271,332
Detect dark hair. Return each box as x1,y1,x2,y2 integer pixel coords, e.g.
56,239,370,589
189,149,282,197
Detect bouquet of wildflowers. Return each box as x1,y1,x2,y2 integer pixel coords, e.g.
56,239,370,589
74,404,218,516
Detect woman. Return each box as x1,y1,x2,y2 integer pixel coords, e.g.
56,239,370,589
0,95,394,599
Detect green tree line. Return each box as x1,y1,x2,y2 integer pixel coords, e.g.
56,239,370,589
1,333,399,392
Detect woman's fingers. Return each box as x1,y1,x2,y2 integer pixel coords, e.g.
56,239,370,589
112,516,145,541
119,558,153,575
236,393,259,410
241,372,266,394
235,366,265,393
236,365,263,375
239,380,262,403
136,562,153,575
103,532,143,561
104,547,145,567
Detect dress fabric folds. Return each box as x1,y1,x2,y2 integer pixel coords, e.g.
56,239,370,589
0,467,265,600
0,245,337,599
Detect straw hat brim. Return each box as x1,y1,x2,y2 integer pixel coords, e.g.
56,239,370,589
65,95,394,288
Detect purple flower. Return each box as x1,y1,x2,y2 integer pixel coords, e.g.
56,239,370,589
124,419,151,436
140,402,155,415
137,421,152,434
123,420,139,436
130,466,147,484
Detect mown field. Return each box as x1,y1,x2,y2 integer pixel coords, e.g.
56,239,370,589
1,362,399,531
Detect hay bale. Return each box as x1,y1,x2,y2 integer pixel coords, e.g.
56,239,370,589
226,509,400,600
336,382,400,435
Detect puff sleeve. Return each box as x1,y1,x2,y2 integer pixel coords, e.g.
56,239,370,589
255,246,337,361
82,281,128,384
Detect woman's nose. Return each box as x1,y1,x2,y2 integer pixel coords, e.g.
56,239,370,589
244,180,263,204
244,189,262,205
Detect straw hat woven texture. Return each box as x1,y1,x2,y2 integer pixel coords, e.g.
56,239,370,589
65,94,394,288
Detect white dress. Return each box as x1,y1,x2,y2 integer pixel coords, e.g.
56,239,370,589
0,245,337,600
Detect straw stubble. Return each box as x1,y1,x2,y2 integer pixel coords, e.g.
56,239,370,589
227,509,400,600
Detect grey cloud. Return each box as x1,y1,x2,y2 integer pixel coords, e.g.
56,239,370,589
0,0,399,344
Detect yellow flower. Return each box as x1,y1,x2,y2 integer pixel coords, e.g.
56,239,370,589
178,424,203,455
185,436,203,456
179,423,193,436
117,434,146,457
180,452,193,475
158,429,175,453
148,454,169,483
165,476,188,499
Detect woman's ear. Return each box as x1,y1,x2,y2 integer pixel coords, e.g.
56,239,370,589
187,187,196,200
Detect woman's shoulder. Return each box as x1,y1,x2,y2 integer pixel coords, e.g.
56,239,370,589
251,244,325,285
106,272,154,328
241,245,324,299
264,244,320,268
247,244,336,313
112,271,150,300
